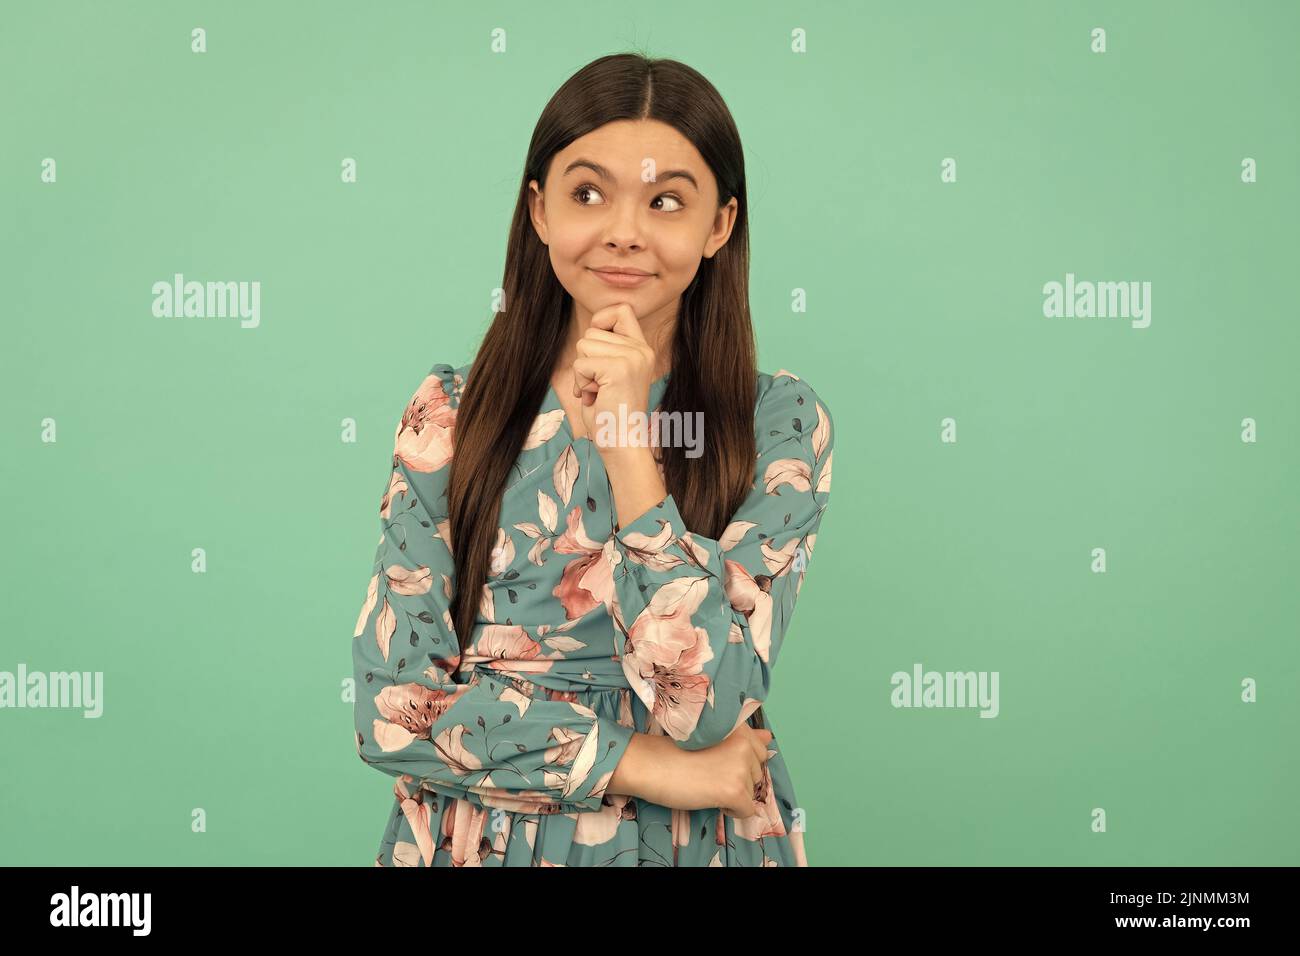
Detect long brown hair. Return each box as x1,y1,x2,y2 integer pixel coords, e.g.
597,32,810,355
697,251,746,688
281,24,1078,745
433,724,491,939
447,54,759,705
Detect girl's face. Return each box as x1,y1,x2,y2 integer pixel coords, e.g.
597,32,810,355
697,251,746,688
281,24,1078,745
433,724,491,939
528,119,738,331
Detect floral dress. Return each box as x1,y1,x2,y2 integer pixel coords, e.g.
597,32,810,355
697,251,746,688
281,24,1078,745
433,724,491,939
352,359,835,866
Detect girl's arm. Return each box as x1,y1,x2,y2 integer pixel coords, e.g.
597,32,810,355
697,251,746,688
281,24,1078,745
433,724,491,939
600,372,835,752
353,365,634,816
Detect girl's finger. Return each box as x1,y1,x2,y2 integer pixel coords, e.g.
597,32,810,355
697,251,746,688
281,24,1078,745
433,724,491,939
571,355,613,383
571,363,598,399
575,337,642,361
571,356,616,403
573,353,643,390
578,327,634,347
574,378,599,404
590,304,648,343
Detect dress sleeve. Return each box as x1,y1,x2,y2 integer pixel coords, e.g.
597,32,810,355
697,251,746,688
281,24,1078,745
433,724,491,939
606,370,834,751
352,363,636,814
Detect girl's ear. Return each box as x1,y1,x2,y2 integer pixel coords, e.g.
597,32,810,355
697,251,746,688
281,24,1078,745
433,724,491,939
703,196,738,258
527,179,548,245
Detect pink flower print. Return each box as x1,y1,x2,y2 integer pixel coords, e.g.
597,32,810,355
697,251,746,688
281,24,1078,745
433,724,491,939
394,372,456,474
620,578,716,741
398,788,436,866
551,507,616,620
373,682,462,743
446,799,490,867
465,623,548,673
722,559,774,663
573,793,635,847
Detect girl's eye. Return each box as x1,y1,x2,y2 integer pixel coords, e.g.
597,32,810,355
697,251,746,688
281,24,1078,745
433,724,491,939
569,184,684,213
571,184,604,205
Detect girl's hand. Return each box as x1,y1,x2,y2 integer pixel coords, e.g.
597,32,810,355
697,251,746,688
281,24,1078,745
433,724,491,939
663,725,776,818
571,303,657,455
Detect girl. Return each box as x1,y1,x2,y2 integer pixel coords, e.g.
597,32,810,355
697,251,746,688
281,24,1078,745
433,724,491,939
352,53,834,866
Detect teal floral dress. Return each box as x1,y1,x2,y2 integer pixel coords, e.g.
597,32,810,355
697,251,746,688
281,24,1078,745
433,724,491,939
352,360,835,866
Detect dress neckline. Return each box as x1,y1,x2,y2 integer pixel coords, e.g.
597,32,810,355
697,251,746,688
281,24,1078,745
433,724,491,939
544,371,672,444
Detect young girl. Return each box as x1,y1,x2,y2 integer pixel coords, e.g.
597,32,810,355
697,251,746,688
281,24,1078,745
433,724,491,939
352,53,834,867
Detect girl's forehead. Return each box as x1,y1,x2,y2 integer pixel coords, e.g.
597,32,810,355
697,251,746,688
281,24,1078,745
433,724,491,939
563,119,699,161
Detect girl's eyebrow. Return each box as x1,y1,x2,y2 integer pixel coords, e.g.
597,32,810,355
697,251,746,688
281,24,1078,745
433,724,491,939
563,158,699,192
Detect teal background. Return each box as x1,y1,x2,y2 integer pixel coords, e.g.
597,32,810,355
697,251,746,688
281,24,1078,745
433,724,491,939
2,0,1296,865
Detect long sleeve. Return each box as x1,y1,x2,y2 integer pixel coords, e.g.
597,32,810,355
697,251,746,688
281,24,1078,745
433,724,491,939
606,370,834,751
352,364,636,814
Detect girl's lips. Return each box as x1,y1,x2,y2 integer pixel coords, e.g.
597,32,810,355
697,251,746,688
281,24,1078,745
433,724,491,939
589,268,654,288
